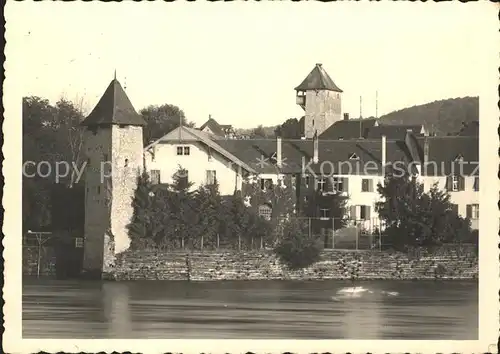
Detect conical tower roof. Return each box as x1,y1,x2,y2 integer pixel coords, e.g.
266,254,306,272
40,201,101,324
295,63,343,92
81,78,146,127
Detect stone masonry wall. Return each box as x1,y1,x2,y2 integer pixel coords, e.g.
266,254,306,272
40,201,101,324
111,245,478,281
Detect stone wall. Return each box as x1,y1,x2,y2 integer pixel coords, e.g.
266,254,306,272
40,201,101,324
111,244,478,281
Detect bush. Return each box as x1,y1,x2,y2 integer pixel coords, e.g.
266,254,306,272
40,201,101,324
274,219,323,270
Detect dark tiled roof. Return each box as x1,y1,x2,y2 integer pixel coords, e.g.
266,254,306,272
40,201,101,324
215,138,413,175
81,79,145,127
295,64,343,92
199,118,225,136
415,136,479,175
319,118,378,140
366,124,424,140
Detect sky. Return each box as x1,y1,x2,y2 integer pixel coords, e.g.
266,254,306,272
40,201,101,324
7,1,496,129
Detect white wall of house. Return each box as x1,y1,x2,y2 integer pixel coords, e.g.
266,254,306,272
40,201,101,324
422,176,479,229
144,141,245,195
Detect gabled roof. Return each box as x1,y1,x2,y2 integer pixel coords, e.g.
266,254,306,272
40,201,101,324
295,63,343,92
215,138,414,175
81,79,145,127
145,126,256,174
199,118,224,136
366,124,425,140
415,136,479,175
319,118,378,140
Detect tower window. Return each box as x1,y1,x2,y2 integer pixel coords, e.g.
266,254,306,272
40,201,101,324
124,158,129,167
183,146,190,155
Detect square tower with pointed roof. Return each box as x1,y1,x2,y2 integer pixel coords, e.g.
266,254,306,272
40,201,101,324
80,77,145,277
295,63,343,139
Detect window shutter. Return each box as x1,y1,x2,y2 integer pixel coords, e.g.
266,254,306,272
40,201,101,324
366,205,371,220
369,179,374,192
466,204,472,218
445,176,452,191
343,177,349,192
327,177,334,192
350,205,357,219
452,204,459,215
474,177,479,191
458,175,465,191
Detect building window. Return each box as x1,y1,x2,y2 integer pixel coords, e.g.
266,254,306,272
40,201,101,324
467,204,479,219
316,177,327,192
451,204,459,215
124,158,129,167
331,177,344,192
260,178,273,191
150,169,161,184
451,175,459,191
176,145,191,156
361,178,373,192
359,205,371,220
304,175,310,188
304,196,309,203
473,176,479,191
178,171,189,189
103,153,108,161
258,204,272,221
206,170,217,185
447,175,464,192
320,208,330,218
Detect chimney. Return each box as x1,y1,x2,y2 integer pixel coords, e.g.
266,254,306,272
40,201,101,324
423,136,429,165
344,113,349,120
313,131,319,163
277,136,282,168
381,135,387,177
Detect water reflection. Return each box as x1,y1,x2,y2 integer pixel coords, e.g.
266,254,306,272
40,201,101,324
23,279,478,339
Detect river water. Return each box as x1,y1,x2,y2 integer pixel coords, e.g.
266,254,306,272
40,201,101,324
22,279,477,339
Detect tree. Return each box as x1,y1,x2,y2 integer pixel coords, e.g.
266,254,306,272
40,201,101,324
127,172,156,249
250,125,268,139
274,218,323,270
22,96,87,231
276,118,302,139
140,104,195,145
193,182,224,249
375,171,472,250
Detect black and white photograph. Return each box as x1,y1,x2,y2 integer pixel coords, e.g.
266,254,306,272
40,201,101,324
3,1,499,353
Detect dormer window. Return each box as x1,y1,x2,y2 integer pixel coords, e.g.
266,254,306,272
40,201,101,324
454,154,464,162
349,153,359,160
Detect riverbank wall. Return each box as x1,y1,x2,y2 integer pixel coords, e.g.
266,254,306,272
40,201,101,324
109,244,478,281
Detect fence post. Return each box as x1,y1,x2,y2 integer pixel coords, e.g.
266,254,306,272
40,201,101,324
238,234,241,251
332,218,335,249
260,236,263,249
37,243,41,278
217,233,220,249
308,218,311,239
356,222,359,250
201,235,204,251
